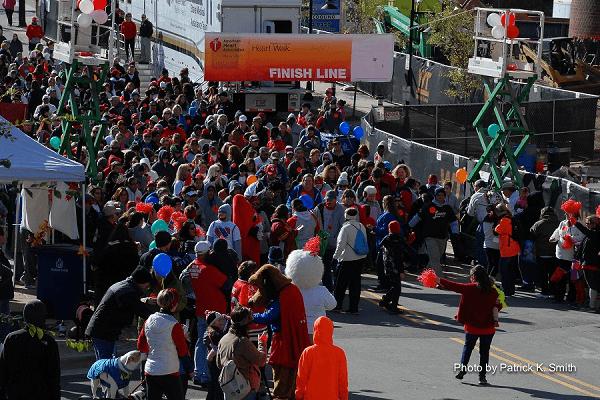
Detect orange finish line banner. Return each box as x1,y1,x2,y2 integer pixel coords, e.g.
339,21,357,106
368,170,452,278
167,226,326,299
204,33,394,82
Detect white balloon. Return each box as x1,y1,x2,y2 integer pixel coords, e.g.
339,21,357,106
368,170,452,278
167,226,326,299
91,9,108,24
491,25,505,39
487,13,501,27
79,0,94,14
77,12,93,28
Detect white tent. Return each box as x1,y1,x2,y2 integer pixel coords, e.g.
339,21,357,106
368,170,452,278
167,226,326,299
0,117,85,183
0,117,88,288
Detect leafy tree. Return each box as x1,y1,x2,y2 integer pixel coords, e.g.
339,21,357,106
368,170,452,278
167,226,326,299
426,0,480,99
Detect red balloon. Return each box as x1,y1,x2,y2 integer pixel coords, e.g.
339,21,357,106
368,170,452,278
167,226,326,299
501,12,515,27
506,25,519,39
93,0,107,10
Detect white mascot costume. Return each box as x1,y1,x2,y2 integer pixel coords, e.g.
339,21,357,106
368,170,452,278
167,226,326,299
285,237,337,339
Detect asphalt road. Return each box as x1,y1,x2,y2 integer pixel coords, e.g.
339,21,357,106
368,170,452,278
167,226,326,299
60,266,600,400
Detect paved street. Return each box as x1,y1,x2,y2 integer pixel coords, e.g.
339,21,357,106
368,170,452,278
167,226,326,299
58,265,600,400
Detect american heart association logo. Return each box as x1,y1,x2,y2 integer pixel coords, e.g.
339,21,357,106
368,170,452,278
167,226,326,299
210,38,222,52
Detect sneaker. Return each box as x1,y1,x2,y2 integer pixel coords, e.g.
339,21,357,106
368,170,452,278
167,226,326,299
371,285,388,293
387,307,403,315
455,370,466,380
378,299,389,309
331,306,343,313
479,377,488,385
569,302,581,309
345,309,359,315
537,293,551,299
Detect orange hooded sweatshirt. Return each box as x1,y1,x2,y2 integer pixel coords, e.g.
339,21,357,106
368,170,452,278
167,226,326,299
295,316,348,400
494,217,521,258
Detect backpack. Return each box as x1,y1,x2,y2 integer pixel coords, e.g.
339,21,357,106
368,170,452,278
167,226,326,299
510,217,524,242
219,338,251,400
348,224,369,256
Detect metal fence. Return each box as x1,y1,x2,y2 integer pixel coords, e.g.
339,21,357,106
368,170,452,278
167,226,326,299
368,96,598,161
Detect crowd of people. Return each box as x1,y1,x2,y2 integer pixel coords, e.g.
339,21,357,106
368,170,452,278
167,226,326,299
1,16,599,400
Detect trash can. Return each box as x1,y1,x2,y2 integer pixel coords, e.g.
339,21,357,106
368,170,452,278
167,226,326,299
30,244,86,320
547,141,571,174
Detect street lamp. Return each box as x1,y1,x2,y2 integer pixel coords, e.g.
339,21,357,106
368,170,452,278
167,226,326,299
404,0,422,130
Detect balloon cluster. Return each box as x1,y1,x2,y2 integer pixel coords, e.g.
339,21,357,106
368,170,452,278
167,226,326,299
77,0,108,28
338,122,364,140
487,11,519,40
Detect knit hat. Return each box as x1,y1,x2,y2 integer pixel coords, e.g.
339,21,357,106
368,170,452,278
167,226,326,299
434,187,446,197
389,220,401,234
206,311,223,328
154,230,171,248
131,266,153,285
268,246,284,263
23,300,47,328
364,185,377,196
337,172,349,186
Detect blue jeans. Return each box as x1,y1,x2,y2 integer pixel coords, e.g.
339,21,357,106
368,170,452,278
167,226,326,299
460,332,494,378
0,300,10,342
499,255,517,296
476,223,488,268
194,318,211,383
91,337,117,360
243,390,257,400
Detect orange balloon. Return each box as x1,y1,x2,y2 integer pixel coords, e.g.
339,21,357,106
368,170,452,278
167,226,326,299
246,175,258,185
456,169,468,184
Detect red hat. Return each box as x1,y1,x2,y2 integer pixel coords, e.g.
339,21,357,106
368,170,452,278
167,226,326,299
32,16,38,21
266,165,277,176
389,220,401,234
132,113,139,118
314,175,324,183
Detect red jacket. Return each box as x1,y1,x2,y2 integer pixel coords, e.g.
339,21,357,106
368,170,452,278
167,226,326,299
439,278,501,335
189,258,228,316
296,317,348,400
120,21,137,40
231,280,266,332
26,24,44,41
494,217,521,258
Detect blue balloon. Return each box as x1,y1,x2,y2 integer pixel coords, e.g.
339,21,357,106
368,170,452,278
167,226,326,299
488,124,500,138
189,107,197,117
353,126,364,140
153,253,172,277
299,194,313,210
145,196,159,205
339,121,350,135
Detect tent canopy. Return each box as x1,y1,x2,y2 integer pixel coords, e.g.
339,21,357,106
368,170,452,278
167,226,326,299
0,117,85,183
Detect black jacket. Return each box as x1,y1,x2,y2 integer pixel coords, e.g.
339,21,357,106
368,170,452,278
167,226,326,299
0,250,13,301
85,277,151,341
0,329,60,400
139,19,153,38
575,222,600,267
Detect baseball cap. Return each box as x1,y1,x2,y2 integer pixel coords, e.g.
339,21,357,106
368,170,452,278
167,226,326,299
325,190,338,200
103,203,121,217
250,135,259,142
149,115,159,123
239,115,247,122
266,165,277,176
168,117,177,125
170,144,183,153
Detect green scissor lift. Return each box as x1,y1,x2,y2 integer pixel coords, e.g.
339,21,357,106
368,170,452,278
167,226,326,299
55,59,110,182
466,74,537,189
466,7,545,190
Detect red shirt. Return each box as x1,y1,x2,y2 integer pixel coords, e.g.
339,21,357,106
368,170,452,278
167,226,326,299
25,24,44,41
231,280,266,332
161,126,187,142
189,258,228,316
120,21,137,40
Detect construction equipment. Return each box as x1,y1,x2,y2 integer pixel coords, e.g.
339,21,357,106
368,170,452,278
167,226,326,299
519,37,600,94
373,5,435,58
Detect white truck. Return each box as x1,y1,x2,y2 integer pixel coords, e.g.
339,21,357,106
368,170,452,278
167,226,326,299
122,0,305,113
